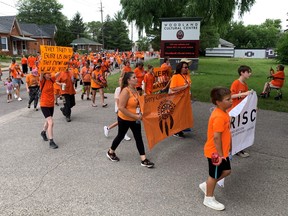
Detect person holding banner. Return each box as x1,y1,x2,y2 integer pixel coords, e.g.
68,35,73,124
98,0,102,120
39,72,58,149
229,65,252,158
106,72,154,168
56,68,76,122
199,87,232,211
169,59,192,138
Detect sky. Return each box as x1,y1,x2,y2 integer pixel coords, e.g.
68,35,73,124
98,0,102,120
0,0,287,39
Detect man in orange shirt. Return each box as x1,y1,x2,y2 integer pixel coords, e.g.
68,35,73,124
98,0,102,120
56,67,76,122
134,61,145,95
143,65,155,95
28,55,36,71
199,87,232,211
21,55,28,74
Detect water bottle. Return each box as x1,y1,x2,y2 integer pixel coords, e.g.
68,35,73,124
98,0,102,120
136,107,141,124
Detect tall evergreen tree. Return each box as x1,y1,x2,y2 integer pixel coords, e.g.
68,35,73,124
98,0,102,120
69,12,86,40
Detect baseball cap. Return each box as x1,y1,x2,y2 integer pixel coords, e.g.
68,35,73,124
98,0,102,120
180,58,192,66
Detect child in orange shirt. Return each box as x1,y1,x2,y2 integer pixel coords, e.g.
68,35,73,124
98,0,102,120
143,65,155,95
199,87,232,211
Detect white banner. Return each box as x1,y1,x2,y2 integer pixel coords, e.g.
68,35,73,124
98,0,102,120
229,91,258,155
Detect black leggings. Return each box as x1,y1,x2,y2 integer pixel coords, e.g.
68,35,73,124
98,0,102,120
62,94,75,117
28,86,39,108
111,116,145,155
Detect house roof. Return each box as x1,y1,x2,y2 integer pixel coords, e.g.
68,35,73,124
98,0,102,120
19,23,56,38
219,38,235,48
71,37,102,46
0,16,16,34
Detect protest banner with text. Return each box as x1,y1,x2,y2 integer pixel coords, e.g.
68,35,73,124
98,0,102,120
39,45,73,73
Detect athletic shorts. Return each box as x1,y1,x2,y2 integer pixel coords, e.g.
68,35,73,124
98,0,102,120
208,157,231,179
41,107,54,118
83,82,91,86
91,87,103,91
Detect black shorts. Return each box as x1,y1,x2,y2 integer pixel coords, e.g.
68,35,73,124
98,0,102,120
83,82,91,86
136,87,142,91
41,107,54,118
208,157,231,179
91,87,103,91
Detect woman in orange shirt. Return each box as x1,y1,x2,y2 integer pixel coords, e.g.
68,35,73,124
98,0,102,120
25,68,40,110
91,65,107,107
106,72,154,168
39,72,58,149
80,62,92,100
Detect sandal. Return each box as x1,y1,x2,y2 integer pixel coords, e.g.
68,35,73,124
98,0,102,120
92,104,97,107
102,104,108,107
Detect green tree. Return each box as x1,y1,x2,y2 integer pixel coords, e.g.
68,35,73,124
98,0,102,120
120,0,256,50
137,36,150,51
86,21,102,41
99,13,131,51
69,12,87,40
276,32,288,64
16,0,72,46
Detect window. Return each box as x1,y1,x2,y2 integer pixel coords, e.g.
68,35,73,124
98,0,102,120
46,40,51,45
1,37,8,51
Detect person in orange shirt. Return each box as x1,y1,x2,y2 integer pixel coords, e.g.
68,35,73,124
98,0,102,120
120,60,132,77
229,65,252,157
80,62,91,100
133,61,145,95
9,58,24,101
90,65,107,107
52,71,61,106
21,55,28,74
72,64,80,91
25,68,40,110
169,59,192,138
106,72,154,168
143,65,155,95
56,67,76,122
260,64,285,97
161,57,172,71
199,87,232,211
39,72,58,149
28,55,36,71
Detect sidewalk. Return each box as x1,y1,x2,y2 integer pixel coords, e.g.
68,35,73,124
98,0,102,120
0,91,287,215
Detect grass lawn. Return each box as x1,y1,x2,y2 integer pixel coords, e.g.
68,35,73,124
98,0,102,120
107,57,288,113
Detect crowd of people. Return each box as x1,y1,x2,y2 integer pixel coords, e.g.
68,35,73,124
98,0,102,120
1,50,285,211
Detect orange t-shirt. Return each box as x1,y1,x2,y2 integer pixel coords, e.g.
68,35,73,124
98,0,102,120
81,67,91,82
271,71,285,87
73,68,79,79
204,108,231,158
26,74,39,87
134,67,145,88
144,73,155,94
230,79,248,109
56,71,76,95
28,56,36,68
118,87,139,121
169,73,191,89
40,77,56,107
122,66,132,73
21,57,28,65
91,69,104,88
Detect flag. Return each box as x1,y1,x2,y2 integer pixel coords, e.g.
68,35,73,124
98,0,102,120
139,88,193,149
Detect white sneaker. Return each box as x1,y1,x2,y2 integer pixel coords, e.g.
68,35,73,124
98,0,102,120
203,196,225,211
236,150,250,158
104,126,109,137
18,97,22,101
124,134,131,141
199,182,206,195
14,94,18,99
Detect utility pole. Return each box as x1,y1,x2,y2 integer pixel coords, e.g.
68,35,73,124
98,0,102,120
100,0,104,50
131,22,133,51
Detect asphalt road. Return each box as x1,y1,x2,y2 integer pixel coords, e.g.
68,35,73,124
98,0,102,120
0,85,287,215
